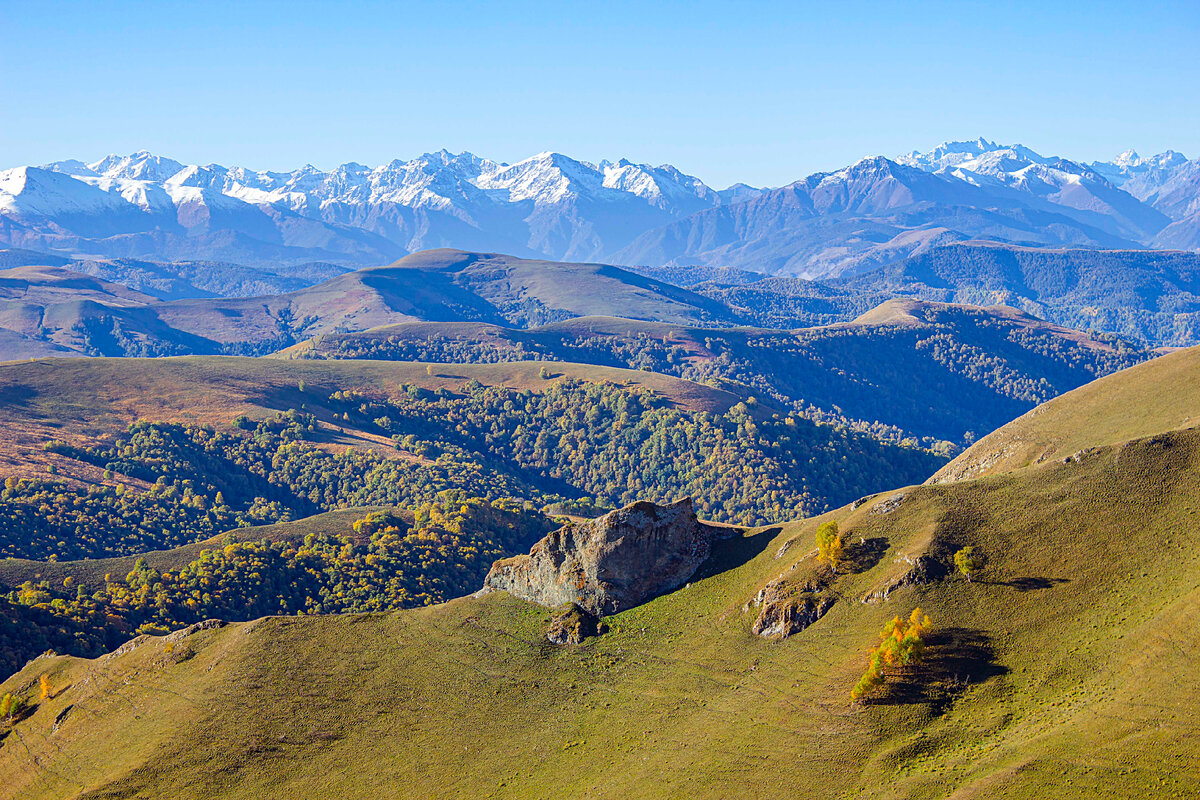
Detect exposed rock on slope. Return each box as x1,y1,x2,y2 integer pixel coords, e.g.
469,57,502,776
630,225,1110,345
483,497,729,615
750,578,834,639
545,603,603,645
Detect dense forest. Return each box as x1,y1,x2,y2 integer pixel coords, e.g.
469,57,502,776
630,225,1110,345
0,377,943,670
0,493,555,676
12,411,537,561
9,378,939,565
299,305,1148,446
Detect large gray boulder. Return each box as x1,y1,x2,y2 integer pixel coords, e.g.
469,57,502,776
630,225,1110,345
482,497,727,616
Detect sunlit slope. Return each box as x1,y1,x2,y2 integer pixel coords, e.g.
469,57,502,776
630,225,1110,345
0,506,397,589
278,299,1150,446
932,344,1200,482
0,355,740,479
3,415,1199,797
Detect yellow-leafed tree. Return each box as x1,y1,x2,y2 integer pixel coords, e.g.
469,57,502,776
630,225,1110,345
851,607,933,701
815,521,843,574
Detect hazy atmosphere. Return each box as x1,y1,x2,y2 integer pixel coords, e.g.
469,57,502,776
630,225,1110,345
4,0,1198,186
2,3,1199,798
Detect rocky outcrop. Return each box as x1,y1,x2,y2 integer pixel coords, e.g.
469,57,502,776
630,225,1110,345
860,554,946,604
750,578,834,639
546,603,603,645
482,497,727,616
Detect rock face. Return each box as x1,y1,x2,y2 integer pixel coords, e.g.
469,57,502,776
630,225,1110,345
751,578,834,639
545,603,603,645
483,497,725,616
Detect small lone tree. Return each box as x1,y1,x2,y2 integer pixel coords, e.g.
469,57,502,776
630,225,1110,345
39,674,51,700
1,693,21,722
815,521,844,574
954,546,985,583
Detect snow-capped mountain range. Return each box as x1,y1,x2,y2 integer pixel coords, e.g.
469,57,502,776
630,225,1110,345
1,140,1198,276
0,151,752,267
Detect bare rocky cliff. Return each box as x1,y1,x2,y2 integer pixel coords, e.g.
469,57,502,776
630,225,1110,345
482,497,730,616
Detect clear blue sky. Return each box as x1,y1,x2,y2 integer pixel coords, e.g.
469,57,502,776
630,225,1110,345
3,0,1198,188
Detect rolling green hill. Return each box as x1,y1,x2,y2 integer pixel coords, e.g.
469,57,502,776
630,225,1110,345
283,299,1151,447
2,346,1198,798
0,352,942,676
0,353,941,549
0,249,744,359
930,343,1200,483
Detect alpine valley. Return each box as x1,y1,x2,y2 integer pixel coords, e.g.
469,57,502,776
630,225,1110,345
0,138,1199,800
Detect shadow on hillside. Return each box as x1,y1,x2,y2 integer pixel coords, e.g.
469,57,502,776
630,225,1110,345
690,527,779,581
993,576,1070,592
846,537,889,574
863,627,1008,715
0,384,39,415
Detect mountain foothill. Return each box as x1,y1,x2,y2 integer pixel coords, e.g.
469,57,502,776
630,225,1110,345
0,138,1199,798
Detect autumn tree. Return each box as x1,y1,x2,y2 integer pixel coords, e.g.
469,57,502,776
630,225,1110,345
954,546,984,582
1,692,22,722
851,607,933,701
39,674,51,700
815,521,843,574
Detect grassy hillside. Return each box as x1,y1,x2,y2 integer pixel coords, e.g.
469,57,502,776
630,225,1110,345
3,352,1199,797
284,299,1150,446
932,343,1200,483
0,355,738,479
0,249,744,359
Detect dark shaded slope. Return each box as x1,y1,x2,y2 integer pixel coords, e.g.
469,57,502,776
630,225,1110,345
286,299,1151,446
847,242,1200,345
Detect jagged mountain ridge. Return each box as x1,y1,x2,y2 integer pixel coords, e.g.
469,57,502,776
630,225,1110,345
619,140,1200,278
614,154,1157,277
3,141,1198,270
0,150,754,267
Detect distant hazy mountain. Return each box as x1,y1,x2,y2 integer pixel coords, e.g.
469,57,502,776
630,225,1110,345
1088,148,1200,249
0,248,745,359
615,153,1152,278
2,142,1197,272
0,151,758,267
845,241,1200,346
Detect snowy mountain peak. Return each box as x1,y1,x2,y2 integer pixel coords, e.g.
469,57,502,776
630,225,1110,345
1114,149,1141,167
4,141,1196,269
1090,150,1200,214
1109,149,1188,170
87,151,186,182
898,139,1059,175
